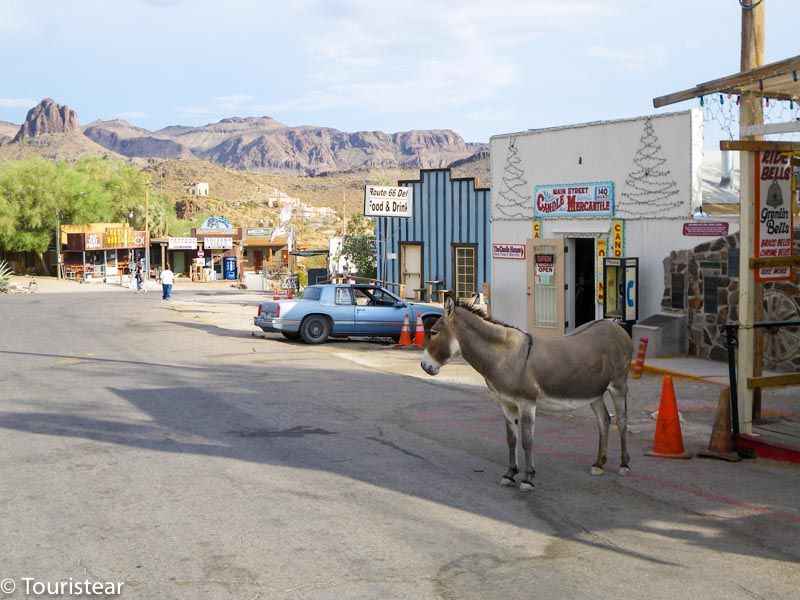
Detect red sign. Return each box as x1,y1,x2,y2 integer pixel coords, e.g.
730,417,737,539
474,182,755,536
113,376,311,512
197,250,205,258
755,151,793,282
682,222,730,237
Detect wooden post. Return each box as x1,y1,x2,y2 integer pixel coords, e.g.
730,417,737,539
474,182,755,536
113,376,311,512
738,0,765,431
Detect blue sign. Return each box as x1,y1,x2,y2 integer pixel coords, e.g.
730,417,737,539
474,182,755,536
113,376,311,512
223,256,238,280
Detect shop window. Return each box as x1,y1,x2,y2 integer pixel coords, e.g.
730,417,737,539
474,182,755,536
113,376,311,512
728,248,740,278
453,245,477,300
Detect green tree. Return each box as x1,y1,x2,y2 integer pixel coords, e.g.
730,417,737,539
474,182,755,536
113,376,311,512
339,213,376,279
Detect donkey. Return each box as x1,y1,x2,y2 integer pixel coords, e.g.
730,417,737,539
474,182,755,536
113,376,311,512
421,296,633,491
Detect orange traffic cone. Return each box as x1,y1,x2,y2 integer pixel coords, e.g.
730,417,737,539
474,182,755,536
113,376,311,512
272,290,280,300
645,375,693,459
413,313,425,347
287,288,293,299
397,313,412,347
696,387,742,461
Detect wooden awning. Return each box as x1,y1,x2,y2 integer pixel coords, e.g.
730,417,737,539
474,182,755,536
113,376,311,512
653,54,800,107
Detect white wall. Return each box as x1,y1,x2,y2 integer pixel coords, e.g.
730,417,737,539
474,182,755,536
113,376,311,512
489,110,739,330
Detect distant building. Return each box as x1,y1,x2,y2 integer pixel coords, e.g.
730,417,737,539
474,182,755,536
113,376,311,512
186,182,209,196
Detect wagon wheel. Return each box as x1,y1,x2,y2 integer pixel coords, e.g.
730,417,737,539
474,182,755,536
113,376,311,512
762,290,800,364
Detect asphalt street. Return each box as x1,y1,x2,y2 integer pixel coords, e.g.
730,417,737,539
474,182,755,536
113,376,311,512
1,283,799,599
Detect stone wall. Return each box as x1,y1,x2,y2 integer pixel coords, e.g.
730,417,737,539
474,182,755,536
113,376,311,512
661,228,800,372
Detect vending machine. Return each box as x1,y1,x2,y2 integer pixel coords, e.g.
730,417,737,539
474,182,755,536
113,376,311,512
223,256,238,281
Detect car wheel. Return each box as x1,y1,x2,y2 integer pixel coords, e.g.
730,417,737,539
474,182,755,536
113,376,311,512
281,331,301,341
300,316,331,344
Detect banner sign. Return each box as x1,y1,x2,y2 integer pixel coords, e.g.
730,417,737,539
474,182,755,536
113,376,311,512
84,229,146,250
682,222,730,237
364,185,413,218
611,220,624,257
168,237,198,250
492,243,526,260
533,181,614,218
245,228,273,237
203,237,233,250
596,238,607,302
85,233,101,250
755,151,793,282
532,219,541,239
534,253,554,284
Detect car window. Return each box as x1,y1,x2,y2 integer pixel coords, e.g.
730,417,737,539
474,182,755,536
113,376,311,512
353,289,371,306
303,287,321,301
335,287,354,305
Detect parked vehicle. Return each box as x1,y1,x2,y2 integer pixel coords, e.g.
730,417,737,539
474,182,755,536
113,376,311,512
254,283,443,344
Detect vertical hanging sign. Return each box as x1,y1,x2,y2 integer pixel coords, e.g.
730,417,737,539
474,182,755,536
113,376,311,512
532,219,542,239
754,151,793,282
611,220,625,257
595,238,607,302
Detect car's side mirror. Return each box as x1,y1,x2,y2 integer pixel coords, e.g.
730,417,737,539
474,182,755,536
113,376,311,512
394,301,407,308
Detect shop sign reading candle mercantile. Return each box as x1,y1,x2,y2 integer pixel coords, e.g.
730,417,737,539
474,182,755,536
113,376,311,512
755,151,793,282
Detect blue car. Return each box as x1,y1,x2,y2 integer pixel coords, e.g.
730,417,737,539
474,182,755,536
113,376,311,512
254,283,443,344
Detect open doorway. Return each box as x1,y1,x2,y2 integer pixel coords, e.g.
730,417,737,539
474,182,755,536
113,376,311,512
574,238,596,327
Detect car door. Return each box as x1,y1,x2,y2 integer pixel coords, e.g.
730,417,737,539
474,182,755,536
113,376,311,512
353,287,405,336
330,286,356,334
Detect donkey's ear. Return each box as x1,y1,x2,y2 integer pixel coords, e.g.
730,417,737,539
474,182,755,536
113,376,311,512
444,293,455,317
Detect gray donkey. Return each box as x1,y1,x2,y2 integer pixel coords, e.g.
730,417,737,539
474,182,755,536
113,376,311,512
421,296,633,491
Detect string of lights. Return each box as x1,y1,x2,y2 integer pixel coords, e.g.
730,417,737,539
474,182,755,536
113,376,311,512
701,94,800,144
494,136,534,221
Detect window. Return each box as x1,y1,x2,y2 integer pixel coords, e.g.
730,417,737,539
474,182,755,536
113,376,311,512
303,286,321,301
703,276,719,314
453,245,477,300
335,287,354,305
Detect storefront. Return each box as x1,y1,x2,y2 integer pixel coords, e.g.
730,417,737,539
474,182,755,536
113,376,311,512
241,227,288,273
192,217,242,281
62,224,146,281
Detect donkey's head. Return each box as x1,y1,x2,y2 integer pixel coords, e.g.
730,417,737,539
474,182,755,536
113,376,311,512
420,295,461,376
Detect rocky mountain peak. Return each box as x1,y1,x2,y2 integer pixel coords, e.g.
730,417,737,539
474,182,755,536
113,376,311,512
13,98,80,142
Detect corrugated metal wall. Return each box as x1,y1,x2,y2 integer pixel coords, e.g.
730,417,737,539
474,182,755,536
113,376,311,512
375,169,491,290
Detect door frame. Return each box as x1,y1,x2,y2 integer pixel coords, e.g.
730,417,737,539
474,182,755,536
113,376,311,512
451,242,479,300
526,237,566,337
399,242,424,299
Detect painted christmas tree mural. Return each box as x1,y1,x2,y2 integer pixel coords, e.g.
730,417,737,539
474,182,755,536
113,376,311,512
618,118,682,217
495,136,533,220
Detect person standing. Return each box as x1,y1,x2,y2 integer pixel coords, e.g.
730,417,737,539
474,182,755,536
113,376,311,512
134,264,147,294
160,264,175,300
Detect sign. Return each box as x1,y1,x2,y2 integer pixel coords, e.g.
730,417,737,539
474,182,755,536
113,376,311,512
492,243,526,260
197,249,204,258
85,233,101,250
203,237,233,250
755,151,793,282
596,238,607,302
198,216,234,233
364,185,413,218
682,222,730,237
532,219,541,239
611,220,624,257
168,237,198,250
245,228,273,237
533,181,614,218
534,253,554,284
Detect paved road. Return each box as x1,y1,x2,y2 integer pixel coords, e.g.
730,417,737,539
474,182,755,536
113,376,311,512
1,286,799,599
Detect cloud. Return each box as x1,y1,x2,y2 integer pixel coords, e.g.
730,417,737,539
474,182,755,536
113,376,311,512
467,109,516,123
0,98,36,109
215,94,254,107
585,44,667,71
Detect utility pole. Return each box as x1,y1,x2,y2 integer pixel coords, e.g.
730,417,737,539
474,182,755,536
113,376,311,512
145,185,151,281
737,0,766,432
55,210,62,279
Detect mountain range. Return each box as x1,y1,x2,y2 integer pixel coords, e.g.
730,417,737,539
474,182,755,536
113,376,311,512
0,99,488,175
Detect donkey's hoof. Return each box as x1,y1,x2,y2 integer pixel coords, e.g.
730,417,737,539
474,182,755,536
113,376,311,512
590,466,604,476
618,466,631,476
500,476,516,487
519,480,534,492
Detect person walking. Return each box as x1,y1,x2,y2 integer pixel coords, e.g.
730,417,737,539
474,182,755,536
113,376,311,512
160,264,175,300
134,264,147,294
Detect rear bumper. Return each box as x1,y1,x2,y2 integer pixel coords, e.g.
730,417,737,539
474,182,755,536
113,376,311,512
254,316,301,333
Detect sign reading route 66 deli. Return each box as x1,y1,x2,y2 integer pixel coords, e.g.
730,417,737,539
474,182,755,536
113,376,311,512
755,151,794,282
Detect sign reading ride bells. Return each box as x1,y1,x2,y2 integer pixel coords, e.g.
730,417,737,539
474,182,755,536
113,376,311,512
755,151,794,282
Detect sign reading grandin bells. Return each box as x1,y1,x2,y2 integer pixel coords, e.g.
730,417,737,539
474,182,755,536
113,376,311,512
364,185,413,218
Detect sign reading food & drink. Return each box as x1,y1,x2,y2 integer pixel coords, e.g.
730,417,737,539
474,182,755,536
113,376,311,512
755,151,793,282
364,185,413,218
533,181,614,218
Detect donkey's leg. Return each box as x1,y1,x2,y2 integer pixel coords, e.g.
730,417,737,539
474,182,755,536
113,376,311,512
609,382,631,475
518,403,537,492
499,401,519,486
589,396,610,475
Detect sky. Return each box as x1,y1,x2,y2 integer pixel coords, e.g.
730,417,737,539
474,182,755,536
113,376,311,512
0,0,797,145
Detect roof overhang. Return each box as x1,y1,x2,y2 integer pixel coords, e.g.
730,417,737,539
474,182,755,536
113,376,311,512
653,54,800,108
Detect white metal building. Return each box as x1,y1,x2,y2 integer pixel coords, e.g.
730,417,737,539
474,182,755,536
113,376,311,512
490,110,739,335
